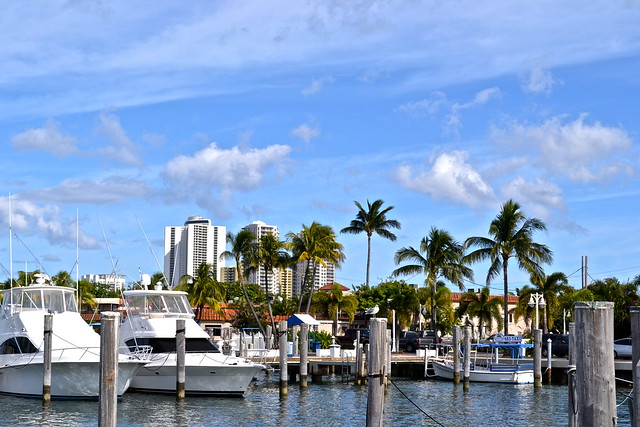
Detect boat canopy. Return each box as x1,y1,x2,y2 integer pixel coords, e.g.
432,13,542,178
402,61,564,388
124,291,194,317
1,286,78,314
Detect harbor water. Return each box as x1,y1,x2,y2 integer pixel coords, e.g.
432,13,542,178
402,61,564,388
1,372,632,426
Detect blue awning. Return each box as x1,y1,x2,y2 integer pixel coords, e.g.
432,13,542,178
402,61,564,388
287,313,320,326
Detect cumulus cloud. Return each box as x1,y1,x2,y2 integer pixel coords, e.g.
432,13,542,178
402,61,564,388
501,177,565,220
492,115,634,183
394,151,497,209
397,88,500,134
521,63,559,95
95,111,144,167
302,76,335,95
0,196,99,249
292,123,320,142
163,142,292,216
12,119,79,158
22,176,155,205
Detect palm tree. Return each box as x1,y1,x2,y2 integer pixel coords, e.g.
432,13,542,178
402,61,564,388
177,262,226,322
527,272,570,333
52,270,75,287
417,282,455,335
220,230,265,336
246,234,290,335
312,283,358,336
464,200,553,335
456,288,503,340
393,227,473,333
287,222,346,313
341,199,401,286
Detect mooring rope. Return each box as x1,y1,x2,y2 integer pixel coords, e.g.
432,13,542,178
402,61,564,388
388,377,445,427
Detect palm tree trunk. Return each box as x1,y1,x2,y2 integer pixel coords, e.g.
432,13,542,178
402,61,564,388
503,257,509,336
304,260,319,314
430,285,437,333
366,233,372,286
237,261,265,336
264,267,277,343
543,305,548,334
297,261,311,313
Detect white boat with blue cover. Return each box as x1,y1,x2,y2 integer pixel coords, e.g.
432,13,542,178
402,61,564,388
0,277,147,399
120,288,263,396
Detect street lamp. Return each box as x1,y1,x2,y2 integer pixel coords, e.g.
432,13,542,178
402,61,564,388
528,293,546,330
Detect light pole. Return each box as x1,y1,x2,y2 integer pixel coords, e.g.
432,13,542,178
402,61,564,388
528,293,546,330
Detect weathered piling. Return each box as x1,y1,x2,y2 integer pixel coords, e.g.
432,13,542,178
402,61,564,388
99,312,119,427
292,325,299,357
574,301,616,426
366,318,387,427
568,322,577,427
630,307,640,424
278,320,288,396
546,337,552,384
452,326,460,384
533,329,542,388
463,326,470,391
176,319,186,401
385,329,391,388
299,323,308,388
355,330,364,385
43,313,53,403
266,325,273,350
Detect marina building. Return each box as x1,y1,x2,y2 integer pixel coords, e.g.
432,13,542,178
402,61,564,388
163,216,226,288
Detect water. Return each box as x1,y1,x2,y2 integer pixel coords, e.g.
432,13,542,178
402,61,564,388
0,373,632,426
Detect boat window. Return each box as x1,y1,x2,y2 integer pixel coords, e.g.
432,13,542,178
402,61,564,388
163,295,193,314
42,290,65,313
126,295,146,316
146,295,165,313
65,293,78,312
125,338,220,354
21,290,42,310
0,337,39,354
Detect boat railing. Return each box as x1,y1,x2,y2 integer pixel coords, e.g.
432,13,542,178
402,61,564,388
128,344,153,361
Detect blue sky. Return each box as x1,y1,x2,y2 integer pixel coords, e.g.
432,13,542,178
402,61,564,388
1,1,640,294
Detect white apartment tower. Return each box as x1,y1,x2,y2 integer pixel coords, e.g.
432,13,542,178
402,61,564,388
242,220,280,295
164,216,226,288
292,260,336,297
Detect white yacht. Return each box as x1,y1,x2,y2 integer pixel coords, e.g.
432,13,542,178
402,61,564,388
0,276,147,398
120,288,263,396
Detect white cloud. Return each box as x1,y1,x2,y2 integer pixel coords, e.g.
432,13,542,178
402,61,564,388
95,111,144,167
501,176,564,220
22,176,155,205
163,142,292,216
396,92,448,117
0,196,98,249
302,76,335,95
521,63,559,95
11,119,79,158
292,123,320,142
394,151,497,209
492,115,634,183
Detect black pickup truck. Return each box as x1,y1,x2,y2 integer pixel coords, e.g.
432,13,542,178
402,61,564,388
336,328,370,348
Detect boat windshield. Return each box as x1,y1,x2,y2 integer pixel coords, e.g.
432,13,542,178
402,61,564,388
126,294,193,316
3,287,78,313
125,338,220,354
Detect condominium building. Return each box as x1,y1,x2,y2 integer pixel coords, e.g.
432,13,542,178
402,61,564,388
279,268,293,299
82,273,126,292
292,260,336,298
221,266,238,283
163,216,226,288
242,220,280,295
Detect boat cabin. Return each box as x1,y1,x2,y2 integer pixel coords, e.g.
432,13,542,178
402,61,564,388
1,285,79,315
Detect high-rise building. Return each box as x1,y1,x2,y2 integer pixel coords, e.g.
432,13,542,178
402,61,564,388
221,266,238,283
279,268,293,299
292,260,336,297
242,220,280,295
82,273,126,292
164,216,226,288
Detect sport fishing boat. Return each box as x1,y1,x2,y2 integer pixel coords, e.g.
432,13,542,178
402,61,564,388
120,288,263,396
0,275,147,398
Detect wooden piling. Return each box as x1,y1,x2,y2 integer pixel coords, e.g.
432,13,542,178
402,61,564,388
546,336,552,384
99,312,119,427
266,325,273,350
278,320,288,396
630,307,640,425
299,323,308,387
463,326,470,391
568,322,577,427
452,326,460,384
292,325,299,357
355,330,364,385
385,329,391,388
43,313,53,403
176,319,186,401
533,329,542,388
366,318,387,427
574,301,616,426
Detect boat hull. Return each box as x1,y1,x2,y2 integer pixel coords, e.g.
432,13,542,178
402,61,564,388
431,359,534,384
0,357,144,398
130,353,263,396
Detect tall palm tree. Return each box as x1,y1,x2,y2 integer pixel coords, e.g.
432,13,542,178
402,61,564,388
311,283,358,336
341,199,401,286
246,234,290,335
417,282,455,335
177,262,226,322
393,227,473,333
287,222,346,313
456,287,503,340
529,272,570,333
220,230,264,336
464,200,553,335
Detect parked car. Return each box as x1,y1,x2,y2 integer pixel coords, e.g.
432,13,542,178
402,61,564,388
614,338,633,359
398,331,420,352
541,334,569,357
337,328,369,348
